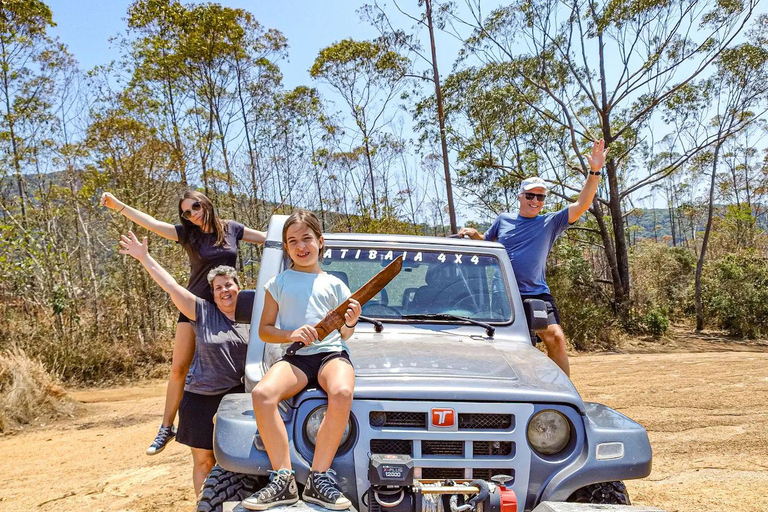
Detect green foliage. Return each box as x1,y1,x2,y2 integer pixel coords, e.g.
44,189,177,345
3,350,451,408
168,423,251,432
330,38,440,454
641,307,670,337
630,241,696,320
335,205,423,235
702,252,768,338
310,38,409,83
548,242,619,351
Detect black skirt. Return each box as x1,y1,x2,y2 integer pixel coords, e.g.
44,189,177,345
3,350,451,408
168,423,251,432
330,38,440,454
177,384,245,450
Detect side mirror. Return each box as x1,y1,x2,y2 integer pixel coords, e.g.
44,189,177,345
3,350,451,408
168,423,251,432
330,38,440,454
235,290,256,324
523,298,549,332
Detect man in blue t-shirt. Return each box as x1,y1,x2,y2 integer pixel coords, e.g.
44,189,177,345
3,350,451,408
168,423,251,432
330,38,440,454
459,139,608,376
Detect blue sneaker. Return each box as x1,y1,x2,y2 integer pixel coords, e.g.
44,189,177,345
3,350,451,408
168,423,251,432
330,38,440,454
146,425,176,455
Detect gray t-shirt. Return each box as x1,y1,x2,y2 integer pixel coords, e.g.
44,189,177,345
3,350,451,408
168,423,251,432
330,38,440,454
186,299,249,395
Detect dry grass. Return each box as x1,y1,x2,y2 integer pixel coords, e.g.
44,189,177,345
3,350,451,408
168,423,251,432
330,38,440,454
0,347,76,433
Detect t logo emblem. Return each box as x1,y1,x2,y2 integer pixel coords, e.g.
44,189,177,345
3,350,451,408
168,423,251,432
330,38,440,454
431,408,456,428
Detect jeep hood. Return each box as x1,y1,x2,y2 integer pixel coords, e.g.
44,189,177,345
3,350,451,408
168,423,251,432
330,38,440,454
346,333,584,411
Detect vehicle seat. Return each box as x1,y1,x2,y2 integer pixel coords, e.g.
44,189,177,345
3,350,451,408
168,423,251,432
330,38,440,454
401,288,418,310
327,270,349,288
405,264,463,314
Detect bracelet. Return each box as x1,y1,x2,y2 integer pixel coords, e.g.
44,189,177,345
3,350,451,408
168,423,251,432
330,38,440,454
344,321,358,329
118,205,126,213
589,171,601,176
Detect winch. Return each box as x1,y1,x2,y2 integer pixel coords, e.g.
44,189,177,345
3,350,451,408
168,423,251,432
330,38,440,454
366,454,518,512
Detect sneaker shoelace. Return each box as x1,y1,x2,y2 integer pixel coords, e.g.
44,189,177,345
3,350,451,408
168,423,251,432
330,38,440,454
151,426,173,446
313,469,342,500
260,470,291,499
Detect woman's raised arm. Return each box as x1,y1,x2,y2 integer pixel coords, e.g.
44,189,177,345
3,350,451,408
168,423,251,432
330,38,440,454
241,226,267,245
102,192,178,241
118,231,196,320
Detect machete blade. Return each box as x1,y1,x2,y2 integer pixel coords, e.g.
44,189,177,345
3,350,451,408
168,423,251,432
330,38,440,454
286,254,404,355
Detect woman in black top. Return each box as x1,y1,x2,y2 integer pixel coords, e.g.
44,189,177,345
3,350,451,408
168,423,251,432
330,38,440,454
101,190,264,454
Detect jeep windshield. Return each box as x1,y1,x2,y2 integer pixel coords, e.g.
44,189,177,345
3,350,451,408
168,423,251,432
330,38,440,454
320,247,513,323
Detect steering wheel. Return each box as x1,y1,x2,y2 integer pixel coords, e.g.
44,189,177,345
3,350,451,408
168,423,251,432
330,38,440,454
452,293,480,313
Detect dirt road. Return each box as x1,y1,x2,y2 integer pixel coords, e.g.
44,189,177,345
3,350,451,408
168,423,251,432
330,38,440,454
2,347,767,512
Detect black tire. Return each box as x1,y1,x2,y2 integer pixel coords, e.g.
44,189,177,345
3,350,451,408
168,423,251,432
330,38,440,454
567,481,631,505
196,465,268,512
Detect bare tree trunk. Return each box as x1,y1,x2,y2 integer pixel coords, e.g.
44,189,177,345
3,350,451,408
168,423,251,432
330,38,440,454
234,60,261,218
67,168,100,323
605,161,630,311
425,0,457,234
696,141,723,332
362,135,378,218
162,52,187,185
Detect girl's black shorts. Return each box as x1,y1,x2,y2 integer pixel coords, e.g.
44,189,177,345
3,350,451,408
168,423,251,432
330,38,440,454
281,350,352,386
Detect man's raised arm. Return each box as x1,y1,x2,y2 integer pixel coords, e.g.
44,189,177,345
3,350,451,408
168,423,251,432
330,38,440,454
568,139,608,224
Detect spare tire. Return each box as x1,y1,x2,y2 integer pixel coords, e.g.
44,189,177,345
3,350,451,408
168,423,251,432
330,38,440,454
567,481,631,505
196,465,267,512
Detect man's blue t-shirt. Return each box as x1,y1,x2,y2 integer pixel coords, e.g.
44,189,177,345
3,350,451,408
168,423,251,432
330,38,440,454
484,208,571,295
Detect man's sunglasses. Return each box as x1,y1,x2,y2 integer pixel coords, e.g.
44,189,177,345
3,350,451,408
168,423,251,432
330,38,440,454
182,201,202,219
523,192,547,201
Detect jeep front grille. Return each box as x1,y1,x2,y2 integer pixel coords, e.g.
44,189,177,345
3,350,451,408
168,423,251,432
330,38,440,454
369,411,512,430
371,439,412,455
473,441,514,456
354,401,534,512
419,468,513,480
472,468,515,482
422,467,465,479
459,413,513,430
370,411,426,428
422,440,464,456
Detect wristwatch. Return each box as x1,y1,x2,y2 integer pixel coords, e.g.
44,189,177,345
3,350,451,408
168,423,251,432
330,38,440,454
589,171,601,176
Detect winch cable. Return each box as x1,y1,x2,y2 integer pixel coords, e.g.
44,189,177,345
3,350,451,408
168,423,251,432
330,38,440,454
421,492,442,512
419,480,486,512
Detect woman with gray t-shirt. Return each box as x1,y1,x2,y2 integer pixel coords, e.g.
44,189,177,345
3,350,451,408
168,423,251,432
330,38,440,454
101,190,264,455
118,230,248,498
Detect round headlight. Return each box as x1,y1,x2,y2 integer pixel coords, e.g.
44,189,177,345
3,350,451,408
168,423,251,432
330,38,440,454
305,405,351,447
527,409,570,455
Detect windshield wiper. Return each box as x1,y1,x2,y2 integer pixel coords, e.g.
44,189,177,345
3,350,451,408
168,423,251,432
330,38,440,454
401,314,495,338
359,315,383,333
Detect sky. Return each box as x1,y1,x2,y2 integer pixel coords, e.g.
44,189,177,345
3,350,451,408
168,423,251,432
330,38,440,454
46,1,766,218
46,0,459,89
46,0,479,220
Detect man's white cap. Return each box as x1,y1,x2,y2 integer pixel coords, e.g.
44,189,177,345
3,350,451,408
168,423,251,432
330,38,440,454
518,176,549,195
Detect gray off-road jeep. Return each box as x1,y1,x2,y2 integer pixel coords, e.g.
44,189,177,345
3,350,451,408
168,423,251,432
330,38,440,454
197,215,654,512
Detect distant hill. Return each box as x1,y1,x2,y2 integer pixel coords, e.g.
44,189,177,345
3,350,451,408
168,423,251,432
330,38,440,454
463,205,766,244
627,206,767,241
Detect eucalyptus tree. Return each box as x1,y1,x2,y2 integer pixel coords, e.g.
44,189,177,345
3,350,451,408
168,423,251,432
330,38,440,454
718,120,768,221
231,24,286,224
126,0,190,184
277,86,336,224
86,99,179,338
310,38,411,218
694,40,768,331
179,3,244,208
446,0,764,315
0,0,62,225
362,0,459,232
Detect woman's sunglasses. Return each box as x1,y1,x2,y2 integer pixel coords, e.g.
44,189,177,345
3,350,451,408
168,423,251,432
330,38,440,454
182,201,202,219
